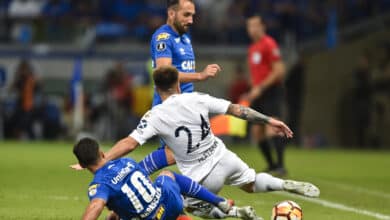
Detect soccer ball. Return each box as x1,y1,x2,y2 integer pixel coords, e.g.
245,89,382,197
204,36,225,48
271,200,303,220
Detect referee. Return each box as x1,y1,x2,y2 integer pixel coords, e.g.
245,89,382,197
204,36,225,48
246,15,287,176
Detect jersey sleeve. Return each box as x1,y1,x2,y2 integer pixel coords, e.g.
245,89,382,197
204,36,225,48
268,38,281,62
88,183,110,202
197,93,231,114
130,111,159,145
152,32,173,59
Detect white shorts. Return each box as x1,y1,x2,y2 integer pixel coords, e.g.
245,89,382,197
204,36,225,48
185,149,256,208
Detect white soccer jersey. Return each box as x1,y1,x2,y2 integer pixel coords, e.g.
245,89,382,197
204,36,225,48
130,92,231,182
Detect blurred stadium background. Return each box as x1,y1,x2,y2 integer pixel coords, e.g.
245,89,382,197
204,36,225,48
1,0,390,147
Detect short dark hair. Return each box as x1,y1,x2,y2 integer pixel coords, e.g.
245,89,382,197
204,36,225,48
167,0,193,8
153,66,179,91
73,138,101,168
247,14,264,23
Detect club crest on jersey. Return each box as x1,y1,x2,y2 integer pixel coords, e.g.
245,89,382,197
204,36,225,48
156,33,170,41
137,119,148,129
156,42,166,51
88,184,98,196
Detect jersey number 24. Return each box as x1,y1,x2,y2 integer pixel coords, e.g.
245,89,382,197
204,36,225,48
175,114,210,154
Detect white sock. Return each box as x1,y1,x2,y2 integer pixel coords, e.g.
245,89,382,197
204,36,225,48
253,172,284,192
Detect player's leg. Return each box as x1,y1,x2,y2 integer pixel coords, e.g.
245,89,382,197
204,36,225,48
185,154,261,220
252,124,275,171
158,170,233,213
251,98,275,172
221,151,320,197
153,170,184,220
138,146,176,176
264,86,287,176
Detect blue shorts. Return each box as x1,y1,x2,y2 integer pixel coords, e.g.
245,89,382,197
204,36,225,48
152,175,184,220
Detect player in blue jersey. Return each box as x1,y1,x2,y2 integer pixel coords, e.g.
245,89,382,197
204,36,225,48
73,138,258,220
140,0,223,182
150,0,221,106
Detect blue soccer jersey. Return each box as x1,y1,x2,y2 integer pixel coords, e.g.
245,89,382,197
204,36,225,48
150,24,196,106
88,158,183,220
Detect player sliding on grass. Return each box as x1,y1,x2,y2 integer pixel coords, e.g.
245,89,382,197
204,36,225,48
73,138,259,220
72,66,320,219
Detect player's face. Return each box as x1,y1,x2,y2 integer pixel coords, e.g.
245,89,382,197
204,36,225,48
246,17,265,41
173,1,195,35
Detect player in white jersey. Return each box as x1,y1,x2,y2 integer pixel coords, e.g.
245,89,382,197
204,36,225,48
73,66,320,219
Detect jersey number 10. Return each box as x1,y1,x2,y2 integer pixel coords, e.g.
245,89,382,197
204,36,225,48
121,171,157,213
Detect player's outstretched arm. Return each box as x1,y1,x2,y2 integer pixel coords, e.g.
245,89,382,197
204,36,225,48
81,199,106,220
156,58,221,82
226,104,293,138
70,137,140,170
104,136,140,161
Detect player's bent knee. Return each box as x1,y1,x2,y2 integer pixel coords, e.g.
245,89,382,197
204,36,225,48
158,170,175,179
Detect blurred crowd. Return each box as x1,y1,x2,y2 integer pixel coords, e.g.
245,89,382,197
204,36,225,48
0,59,150,140
342,42,390,148
0,0,390,44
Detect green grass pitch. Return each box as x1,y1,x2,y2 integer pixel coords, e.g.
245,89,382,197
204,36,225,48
1,141,390,220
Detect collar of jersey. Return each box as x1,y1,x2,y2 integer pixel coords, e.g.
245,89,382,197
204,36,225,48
163,24,180,38
95,160,115,175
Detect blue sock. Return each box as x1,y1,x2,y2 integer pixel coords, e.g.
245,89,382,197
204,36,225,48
139,149,169,176
173,172,224,206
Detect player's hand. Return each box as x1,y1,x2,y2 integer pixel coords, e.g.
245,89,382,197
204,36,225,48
69,163,84,171
268,118,293,138
199,64,221,81
248,86,263,102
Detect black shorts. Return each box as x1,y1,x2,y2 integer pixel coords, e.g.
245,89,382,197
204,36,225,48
250,85,284,117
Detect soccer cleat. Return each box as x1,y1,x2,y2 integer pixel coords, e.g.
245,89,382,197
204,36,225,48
217,199,234,213
238,206,263,220
231,206,263,220
283,180,320,197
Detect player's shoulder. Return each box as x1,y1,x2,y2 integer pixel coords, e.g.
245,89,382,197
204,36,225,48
87,182,101,197
152,25,173,42
263,35,279,47
116,157,138,167
140,108,161,124
179,92,211,102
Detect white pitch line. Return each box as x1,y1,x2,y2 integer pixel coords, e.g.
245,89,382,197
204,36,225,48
311,178,390,200
274,192,390,220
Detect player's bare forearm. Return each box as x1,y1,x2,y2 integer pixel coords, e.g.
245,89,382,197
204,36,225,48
105,137,139,161
82,199,106,220
179,72,203,83
227,103,293,138
227,104,270,124
155,58,202,83
256,61,285,91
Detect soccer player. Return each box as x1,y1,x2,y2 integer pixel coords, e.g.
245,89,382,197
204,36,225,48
246,15,287,176
73,138,258,220
91,66,320,219
141,0,222,181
